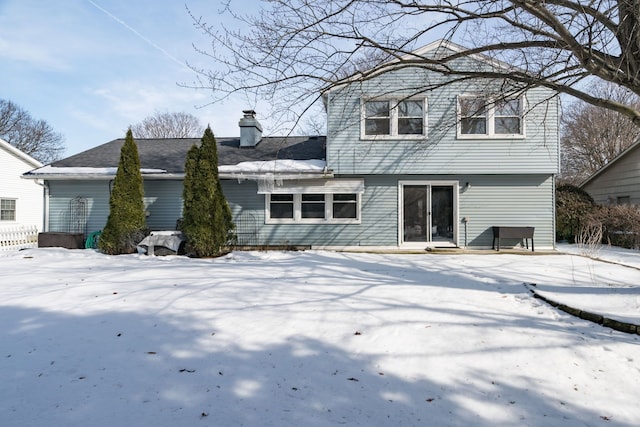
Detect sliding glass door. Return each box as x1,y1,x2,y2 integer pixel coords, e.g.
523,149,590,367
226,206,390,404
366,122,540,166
401,182,456,246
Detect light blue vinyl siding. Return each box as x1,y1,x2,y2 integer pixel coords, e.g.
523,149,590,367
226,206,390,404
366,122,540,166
144,181,183,230
221,177,396,247
47,173,553,249
47,180,184,234
47,181,110,234
326,60,559,175
457,174,555,248
224,174,555,249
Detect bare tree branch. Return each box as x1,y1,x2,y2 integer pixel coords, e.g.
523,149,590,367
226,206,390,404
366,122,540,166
561,81,640,184
130,111,204,139
0,99,65,163
187,0,640,130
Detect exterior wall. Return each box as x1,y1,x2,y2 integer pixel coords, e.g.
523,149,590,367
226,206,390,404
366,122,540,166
223,174,556,249
48,180,111,234
144,181,184,229
319,51,559,250
582,144,640,206
458,174,555,248
0,144,44,231
326,61,559,176
47,179,184,234
46,172,555,249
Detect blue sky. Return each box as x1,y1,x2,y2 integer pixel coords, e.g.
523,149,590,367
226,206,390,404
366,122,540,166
0,0,258,157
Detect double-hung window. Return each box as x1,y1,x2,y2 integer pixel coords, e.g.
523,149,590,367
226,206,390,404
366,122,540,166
301,194,325,219
332,194,358,219
0,198,16,221
365,101,391,135
363,98,426,138
269,194,294,219
458,95,524,138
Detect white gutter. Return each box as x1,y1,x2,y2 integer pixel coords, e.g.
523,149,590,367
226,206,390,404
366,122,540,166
23,171,334,181
23,173,186,181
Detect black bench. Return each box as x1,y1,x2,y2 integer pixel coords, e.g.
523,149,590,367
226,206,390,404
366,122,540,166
492,226,535,251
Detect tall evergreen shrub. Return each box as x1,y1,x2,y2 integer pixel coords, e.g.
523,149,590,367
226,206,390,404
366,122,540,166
181,126,235,257
98,129,147,254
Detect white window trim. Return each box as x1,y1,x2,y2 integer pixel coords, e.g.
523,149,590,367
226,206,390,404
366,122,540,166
265,193,362,224
397,180,459,248
361,97,428,140
457,94,526,139
0,198,17,222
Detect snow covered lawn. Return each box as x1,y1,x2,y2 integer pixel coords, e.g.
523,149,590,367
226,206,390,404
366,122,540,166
1,247,639,426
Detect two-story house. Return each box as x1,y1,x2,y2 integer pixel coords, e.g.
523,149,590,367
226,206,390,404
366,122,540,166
24,40,559,250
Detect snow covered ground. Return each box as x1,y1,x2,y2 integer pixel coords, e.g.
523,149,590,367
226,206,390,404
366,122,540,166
1,245,639,427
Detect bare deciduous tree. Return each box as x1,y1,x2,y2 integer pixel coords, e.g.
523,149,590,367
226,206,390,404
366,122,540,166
188,1,640,131
130,111,203,139
561,82,640,184
0,99,65,163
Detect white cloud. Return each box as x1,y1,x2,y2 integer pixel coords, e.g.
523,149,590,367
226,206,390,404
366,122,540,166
88,80,208,121
0,37,71,70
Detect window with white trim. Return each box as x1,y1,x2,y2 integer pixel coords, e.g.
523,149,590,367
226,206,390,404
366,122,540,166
363,98,426,138
266,193,361,223
0,198,16,221
262,179,364,224
332,194,357,219
269,194,294,219
301,194,325,219
458,95,524,137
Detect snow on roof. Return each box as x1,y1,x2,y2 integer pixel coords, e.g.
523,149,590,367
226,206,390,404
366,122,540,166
25,159,327,179
218,159,326,174
27,166,168,176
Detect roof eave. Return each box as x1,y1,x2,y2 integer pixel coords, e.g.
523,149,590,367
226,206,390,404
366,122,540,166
23,171,333,181
220,171,334,181
22,172,186,181
580,138,640,188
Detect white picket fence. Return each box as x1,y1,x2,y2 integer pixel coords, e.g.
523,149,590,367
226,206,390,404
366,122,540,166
0,225,39,251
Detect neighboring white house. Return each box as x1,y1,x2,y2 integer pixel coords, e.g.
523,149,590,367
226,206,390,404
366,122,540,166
0,138,44,232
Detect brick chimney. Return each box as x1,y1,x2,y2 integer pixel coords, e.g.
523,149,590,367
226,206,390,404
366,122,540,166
239,110,263,148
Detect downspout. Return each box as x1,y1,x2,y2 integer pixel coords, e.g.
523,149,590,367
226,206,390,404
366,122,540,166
553,95,561,250
34,179,49,232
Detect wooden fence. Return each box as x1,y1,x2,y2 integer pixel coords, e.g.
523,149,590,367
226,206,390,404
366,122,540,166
0,225,39,251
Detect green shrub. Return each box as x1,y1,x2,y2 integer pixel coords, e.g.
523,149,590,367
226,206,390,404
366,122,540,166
181,126,235,257
98,129,147,254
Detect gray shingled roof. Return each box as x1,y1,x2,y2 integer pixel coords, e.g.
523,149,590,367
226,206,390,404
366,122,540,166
48,136,326,174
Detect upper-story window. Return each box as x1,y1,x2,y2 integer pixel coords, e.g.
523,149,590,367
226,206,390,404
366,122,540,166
458,95,524,138
363,98,427,138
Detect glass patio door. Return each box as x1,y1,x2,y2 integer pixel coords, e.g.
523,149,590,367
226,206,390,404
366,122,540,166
402,183,455,246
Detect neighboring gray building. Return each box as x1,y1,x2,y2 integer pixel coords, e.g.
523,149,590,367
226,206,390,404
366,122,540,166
24,40,560,250
581,139,640,206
